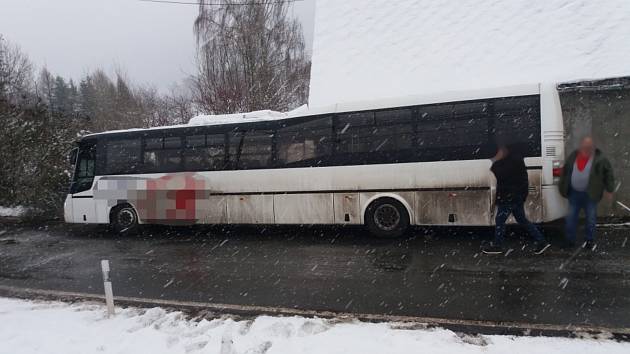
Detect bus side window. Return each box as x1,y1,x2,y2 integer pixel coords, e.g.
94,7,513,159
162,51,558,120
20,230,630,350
105,139,142,175
336,112,374,157
144,151,159,170
372,108,414,162
284,140,316,164
162,137,183,171
206,134,226,170
183,135,205,171
183,134,226,171
238,131,273,170
492,96,541,157
276,116,332,167
228,131,244,169
416,101,490,162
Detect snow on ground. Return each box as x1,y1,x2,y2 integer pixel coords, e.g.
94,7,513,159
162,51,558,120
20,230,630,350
1,297,628,354
0,206,26,217
309,0,630,106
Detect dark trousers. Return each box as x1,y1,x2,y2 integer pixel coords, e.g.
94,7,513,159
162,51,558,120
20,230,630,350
494,202,545,246
565,190,598,243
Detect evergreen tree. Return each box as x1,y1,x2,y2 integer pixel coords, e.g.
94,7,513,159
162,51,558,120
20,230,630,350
0,36,6,100
52,75,69,115
37,67,54,106
115,74,140,127
78,75,97,129
67,79,80,118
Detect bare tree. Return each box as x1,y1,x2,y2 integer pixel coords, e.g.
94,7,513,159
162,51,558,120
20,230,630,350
167,82,196,124
134,86,171,128
193,0,310,114
0,35,33,104
36,67,54,105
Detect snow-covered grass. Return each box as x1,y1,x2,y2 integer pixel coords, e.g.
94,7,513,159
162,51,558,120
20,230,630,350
0,206,26,217
0,297,628,354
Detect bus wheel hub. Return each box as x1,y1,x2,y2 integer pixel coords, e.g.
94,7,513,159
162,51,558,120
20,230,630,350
374,204,400,231
117,209,136,228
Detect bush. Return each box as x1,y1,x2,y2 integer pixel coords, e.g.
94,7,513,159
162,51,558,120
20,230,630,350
0,99,77,218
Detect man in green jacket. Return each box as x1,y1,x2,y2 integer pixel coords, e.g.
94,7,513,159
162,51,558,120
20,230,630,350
559,136,615,249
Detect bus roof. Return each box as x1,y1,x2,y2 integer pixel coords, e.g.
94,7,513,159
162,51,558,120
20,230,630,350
82,83,540,139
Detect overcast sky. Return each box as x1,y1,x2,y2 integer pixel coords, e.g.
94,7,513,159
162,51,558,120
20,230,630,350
0,0,316,91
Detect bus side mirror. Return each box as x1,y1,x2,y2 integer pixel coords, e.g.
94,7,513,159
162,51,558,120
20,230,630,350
68,148,78,165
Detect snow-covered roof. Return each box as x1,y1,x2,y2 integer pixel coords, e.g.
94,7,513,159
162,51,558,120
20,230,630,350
84,106,310,138
309,0,630,107
83,84,540,138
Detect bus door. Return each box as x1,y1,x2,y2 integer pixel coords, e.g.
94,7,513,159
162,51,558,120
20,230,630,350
524,158,544,223
69,143,97,223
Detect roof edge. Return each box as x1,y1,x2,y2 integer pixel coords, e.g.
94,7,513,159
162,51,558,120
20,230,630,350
557,76,630,93
83,83,541,139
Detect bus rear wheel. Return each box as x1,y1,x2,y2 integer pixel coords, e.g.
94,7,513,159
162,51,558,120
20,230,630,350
365,198,410,238
110,204,139,234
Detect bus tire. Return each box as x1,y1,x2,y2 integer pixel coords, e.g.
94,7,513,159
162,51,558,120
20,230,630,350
110,204,139,234
365,198,410,238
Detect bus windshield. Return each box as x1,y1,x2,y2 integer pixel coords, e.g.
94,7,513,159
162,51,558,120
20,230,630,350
70,144,96,194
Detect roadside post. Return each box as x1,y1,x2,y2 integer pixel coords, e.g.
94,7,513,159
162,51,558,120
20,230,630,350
617,201,630,213
101,260,115,317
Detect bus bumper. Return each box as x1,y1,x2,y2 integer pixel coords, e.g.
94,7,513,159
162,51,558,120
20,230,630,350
542,186,568,222
63,195,74,223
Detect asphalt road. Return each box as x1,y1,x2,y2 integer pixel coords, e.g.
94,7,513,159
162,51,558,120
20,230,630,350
0,220,629,328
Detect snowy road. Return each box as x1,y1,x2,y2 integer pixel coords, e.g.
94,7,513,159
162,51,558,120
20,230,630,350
0,221,629,330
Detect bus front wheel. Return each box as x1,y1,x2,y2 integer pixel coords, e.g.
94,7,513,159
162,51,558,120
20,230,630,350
365,198,410,238
110,204,139,234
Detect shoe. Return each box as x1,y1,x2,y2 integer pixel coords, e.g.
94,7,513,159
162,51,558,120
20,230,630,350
532,243,551,255
482,244,504,255
583,241,597,251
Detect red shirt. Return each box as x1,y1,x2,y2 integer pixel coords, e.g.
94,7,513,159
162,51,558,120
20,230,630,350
576,152,591,172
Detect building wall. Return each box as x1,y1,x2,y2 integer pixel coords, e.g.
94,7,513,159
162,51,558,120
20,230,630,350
310,0,630,107
560,90,630,217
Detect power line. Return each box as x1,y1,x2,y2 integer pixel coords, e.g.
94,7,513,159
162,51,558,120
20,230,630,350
138,0,303,5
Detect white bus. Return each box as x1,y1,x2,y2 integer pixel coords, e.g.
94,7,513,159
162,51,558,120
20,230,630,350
65,83,568,237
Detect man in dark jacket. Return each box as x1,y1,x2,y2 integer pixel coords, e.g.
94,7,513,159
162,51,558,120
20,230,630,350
483,144,550,255
559,136,615,250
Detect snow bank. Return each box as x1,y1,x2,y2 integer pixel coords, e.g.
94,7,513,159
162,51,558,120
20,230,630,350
0,206,26,217
1,297,629,354
309,0,630,106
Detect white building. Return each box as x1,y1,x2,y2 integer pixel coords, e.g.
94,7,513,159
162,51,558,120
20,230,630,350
308,0,630,107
